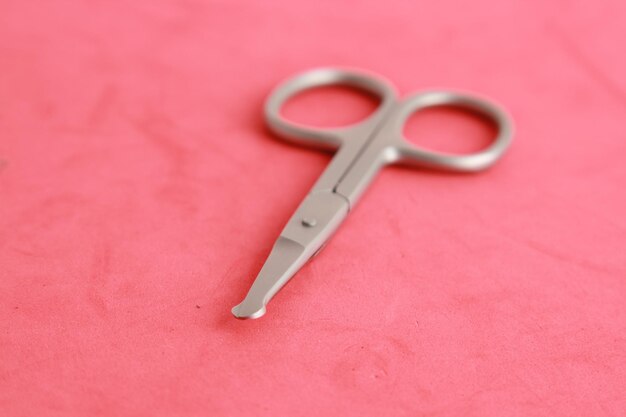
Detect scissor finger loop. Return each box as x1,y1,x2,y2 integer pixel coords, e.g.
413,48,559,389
385,91,514,171
264,67,397,150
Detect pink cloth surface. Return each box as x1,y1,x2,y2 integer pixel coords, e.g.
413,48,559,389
1,1,625,416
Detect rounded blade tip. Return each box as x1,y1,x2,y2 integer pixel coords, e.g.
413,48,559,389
231,302,267,320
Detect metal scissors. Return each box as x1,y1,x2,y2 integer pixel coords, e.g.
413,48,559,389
232,67,513,319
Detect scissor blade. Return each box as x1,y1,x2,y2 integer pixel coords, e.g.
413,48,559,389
232,191,349,319
232,237,308,319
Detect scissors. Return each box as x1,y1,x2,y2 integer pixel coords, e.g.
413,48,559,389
232,67,513,319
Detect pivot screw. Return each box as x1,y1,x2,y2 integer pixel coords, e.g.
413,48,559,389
302,218,317,227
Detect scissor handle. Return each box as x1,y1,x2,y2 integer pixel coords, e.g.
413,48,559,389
264,67,397,151
389,91,513,172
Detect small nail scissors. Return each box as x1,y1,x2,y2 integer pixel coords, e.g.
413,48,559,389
232,67,513,319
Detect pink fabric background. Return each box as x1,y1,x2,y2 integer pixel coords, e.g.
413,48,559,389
1,1,625,416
